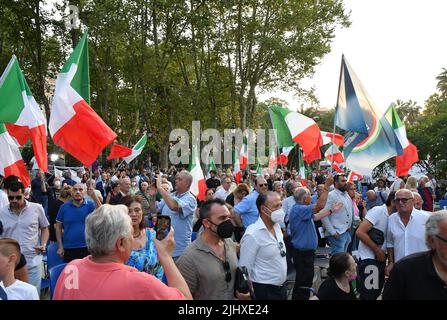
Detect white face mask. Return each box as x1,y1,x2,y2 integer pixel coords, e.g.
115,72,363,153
267,208,285,224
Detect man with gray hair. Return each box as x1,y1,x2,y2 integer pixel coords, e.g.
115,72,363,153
109,177,131,205
288,175,343,300
386,189,430,276
53,204,192,300
383,210,447,300
153,171,197,259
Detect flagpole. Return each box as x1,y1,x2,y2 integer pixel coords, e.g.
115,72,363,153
331,54,345,175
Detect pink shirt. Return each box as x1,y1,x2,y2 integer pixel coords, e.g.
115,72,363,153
53,256,185,300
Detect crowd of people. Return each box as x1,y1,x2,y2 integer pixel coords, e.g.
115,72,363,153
0,164,446,300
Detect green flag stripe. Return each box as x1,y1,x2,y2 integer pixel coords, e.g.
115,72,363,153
61,31,90,104
0,123,7,134
268,105,294,148
0,56,27,123
133,134,147,151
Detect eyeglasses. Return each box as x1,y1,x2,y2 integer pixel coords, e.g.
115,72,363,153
258,183,268,187
278,241,286,257
435,235,447,244
394,198,413,204
8,195,23,201
222,261,231,282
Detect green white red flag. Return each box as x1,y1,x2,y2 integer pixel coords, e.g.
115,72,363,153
49,31,117,167
0,55,48,172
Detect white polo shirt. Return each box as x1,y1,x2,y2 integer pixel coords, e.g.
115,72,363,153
386,208,430,262
239,217,287,286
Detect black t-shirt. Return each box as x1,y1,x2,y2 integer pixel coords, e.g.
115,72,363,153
225,193,235,207
383,251,447,300
317,278,357,300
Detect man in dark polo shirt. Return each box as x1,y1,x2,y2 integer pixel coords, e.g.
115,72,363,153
383,210,447,300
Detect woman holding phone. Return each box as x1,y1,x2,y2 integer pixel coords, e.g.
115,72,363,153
123,195,164,281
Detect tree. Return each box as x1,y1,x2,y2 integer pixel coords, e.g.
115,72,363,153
436,67,447,98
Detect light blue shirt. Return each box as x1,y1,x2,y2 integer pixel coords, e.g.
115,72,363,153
157,191,197,257
234,190,260,228
321,188,354,236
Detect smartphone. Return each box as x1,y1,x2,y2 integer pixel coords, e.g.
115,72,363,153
155,215,171,241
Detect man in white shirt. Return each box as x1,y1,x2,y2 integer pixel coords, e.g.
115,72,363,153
386,189,430,276
356,191,396,300
239,191,287,300
0,239,39,300
214,177,231,201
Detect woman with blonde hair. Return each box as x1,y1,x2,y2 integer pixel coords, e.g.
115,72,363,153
405,176,418,192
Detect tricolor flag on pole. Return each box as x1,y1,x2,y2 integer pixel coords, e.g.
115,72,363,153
233,149,242,184
107,134,147,164
49,31,117,167
385,104,419,177
269,105,323,162
239,136,248,170
276,145,295,166
0,124,30,187
268,144,277,174
0,55,48,172
321,131,344,147
205,154,217,179
189,145,206,201
347,171,363,183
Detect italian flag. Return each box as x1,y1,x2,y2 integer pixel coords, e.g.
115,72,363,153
385,104,419,177
276,145,294,166
268,144,277,174
269,105,322,162
321,131,344,147
205,154,217,179
324,144,345,164
239,136,248,170
298,148,307,186
0,56,47,172
107,134,147,164
233,149,241,184
49,31,117,167
0,124,30,187
189,145,206,201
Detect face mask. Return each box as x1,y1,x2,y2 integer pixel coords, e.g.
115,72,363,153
348,271,357,281
208,219,234,239
268,208,285,224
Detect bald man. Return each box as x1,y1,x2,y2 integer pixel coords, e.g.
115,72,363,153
386,189,430,276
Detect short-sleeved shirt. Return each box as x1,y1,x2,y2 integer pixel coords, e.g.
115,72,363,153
53,256,185,300
386,209,429,262
0,280,39,300
234,190,260,228
358,204,389,260
0,201,49,267
176,234,238,300
126,228,164,281
56,199,96,249
289,203,318,251
157,191,197,257
321,189,353,236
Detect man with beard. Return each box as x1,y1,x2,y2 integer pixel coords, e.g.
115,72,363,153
321,174,354,255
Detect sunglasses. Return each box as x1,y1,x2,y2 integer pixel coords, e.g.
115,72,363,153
394,198,412,204
435,235,447,244
278,241,286,257
222,261,231,282
8,195,23,201
258,183,268,187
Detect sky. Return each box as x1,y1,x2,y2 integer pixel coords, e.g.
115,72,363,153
259,0,447,112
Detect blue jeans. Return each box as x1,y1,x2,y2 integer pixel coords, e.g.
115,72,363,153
328,231,351,255
27,264,42,296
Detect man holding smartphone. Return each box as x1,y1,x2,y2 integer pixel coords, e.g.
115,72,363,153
153,171,197,260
